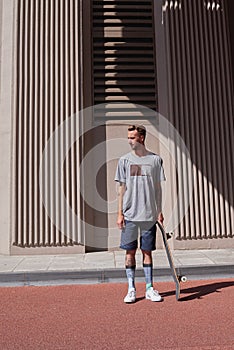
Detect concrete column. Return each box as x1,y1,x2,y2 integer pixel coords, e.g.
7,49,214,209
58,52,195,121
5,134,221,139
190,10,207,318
0,0,15,254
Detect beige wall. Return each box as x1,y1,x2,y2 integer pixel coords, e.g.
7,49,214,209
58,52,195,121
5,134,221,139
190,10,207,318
0,0,233,255
0,0,15,254
105,119,234,250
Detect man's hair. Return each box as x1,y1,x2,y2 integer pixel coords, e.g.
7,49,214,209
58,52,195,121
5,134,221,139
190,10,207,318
128,124,146,139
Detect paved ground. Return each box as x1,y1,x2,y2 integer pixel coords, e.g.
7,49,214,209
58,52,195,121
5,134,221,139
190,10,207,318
0,249,233,286
0,249,233,349
0,279,233,350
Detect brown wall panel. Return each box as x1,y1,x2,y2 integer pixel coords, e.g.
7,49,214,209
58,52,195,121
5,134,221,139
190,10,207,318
13,0,83,248
162,0,234,240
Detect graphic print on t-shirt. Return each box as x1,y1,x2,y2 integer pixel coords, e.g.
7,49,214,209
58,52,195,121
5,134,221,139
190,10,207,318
130,164,152,177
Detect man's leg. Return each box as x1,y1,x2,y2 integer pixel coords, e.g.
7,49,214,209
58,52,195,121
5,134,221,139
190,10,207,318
140,223,162,302
142,250,153,290
123,249,136,303
125,249,136,291
141,249,162,301
120,220,138,302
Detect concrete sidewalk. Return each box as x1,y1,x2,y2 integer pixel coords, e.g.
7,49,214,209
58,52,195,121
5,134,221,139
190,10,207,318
0,249,233,286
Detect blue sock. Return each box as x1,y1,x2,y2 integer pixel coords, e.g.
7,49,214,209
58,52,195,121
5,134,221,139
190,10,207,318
143,263,153,290
126,266,136,291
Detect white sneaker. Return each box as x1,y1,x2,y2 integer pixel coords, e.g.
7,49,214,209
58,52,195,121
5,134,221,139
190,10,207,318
124,288,136,303
145,287,162,302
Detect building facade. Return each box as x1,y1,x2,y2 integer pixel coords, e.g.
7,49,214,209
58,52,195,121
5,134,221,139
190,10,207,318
0,0,233,255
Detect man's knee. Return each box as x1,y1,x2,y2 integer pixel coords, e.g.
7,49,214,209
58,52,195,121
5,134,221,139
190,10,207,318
125,250,136,267
141,250,152,264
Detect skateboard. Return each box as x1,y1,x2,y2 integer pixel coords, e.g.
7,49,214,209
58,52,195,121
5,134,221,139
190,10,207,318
156,221,187,301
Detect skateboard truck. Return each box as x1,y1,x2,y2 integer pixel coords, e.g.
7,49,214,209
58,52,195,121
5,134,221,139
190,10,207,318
166,232,173,240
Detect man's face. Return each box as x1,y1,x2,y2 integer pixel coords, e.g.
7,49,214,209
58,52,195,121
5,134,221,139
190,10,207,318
128,130,144,150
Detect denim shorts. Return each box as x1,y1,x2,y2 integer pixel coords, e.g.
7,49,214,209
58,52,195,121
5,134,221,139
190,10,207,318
120,220,156,251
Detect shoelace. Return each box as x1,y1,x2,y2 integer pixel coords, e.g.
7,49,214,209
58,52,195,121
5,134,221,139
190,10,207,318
129,290,135,297
149,289,159,295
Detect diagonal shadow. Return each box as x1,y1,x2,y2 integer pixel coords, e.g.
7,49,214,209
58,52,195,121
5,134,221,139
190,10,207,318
162,281,234,302
135,296,146,303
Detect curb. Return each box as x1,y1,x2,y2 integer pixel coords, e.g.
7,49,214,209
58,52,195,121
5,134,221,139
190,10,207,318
0,265,233,286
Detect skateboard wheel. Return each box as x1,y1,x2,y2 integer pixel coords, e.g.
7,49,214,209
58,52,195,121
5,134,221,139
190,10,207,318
181,276,187,282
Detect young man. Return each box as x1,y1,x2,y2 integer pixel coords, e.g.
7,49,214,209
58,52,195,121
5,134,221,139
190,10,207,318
115,125,166,303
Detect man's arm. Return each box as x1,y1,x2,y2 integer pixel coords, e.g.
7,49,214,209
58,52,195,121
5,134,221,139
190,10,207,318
155,182,164,224
117,182,126,229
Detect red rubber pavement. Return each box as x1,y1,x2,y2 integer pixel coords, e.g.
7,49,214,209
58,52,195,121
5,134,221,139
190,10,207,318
0,279,233,350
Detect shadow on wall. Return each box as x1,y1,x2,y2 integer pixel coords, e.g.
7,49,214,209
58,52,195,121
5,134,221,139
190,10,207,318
90,0,234,243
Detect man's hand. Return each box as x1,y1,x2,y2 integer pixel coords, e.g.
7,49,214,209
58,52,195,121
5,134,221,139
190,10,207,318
157,212,164,225
117,214,125,229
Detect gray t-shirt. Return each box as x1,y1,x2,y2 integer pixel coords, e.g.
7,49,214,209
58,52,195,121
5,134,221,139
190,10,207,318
115,151,166,222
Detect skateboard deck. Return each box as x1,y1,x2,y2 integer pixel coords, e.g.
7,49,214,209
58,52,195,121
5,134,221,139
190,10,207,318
157,221,186,301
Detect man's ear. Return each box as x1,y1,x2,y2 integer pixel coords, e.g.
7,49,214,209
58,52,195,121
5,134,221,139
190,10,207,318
140,135,145,143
